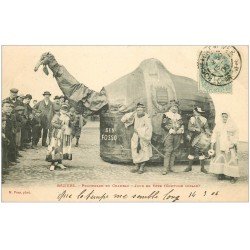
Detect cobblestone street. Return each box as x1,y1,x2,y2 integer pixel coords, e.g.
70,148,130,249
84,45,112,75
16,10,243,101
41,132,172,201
2,121,248,188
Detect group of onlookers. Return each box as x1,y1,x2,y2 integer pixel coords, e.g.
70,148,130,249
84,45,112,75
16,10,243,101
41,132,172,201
2,88,86,171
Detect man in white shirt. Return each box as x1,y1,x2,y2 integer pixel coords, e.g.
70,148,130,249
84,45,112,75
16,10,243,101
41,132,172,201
121,103,153,174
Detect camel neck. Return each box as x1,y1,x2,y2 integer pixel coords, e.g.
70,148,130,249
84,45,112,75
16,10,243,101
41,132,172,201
47,59,60,77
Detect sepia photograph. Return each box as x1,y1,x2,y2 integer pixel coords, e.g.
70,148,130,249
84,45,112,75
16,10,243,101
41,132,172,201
1,45,248,202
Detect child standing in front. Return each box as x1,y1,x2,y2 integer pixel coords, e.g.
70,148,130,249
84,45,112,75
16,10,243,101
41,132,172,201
46,104,72,171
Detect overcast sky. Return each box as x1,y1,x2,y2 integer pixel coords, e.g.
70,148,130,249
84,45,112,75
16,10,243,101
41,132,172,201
2,46,248,141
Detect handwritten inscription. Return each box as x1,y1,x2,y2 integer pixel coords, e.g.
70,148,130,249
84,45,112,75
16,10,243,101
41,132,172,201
56,189,220,202
58,189,108,202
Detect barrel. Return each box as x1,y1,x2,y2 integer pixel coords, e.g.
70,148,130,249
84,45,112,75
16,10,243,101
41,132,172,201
100,58,215,163
100,112,133,163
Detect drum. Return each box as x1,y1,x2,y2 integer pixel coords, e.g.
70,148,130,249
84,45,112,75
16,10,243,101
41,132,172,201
192,133,211,152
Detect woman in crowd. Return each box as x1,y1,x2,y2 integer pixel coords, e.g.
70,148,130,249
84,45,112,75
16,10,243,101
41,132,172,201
46,104,72,171
209,111,239,183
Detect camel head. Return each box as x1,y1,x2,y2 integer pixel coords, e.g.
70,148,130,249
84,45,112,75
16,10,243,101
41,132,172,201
34,52,56,75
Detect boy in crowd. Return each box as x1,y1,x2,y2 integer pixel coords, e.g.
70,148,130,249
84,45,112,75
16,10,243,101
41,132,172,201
31,99,38,108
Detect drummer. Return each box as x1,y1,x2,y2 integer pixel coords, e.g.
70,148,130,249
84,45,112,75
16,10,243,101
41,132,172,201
184,107,211,173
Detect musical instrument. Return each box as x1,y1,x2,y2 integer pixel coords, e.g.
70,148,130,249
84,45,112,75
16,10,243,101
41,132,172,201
192,133,211,152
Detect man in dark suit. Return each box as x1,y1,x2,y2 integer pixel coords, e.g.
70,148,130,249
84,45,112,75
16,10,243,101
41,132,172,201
33,91,54,146
22,94,33,145
30,110,42,148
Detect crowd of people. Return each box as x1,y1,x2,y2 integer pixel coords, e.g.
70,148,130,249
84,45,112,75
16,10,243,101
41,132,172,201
2,88,86,171
122,101,240,184
2,89,241,184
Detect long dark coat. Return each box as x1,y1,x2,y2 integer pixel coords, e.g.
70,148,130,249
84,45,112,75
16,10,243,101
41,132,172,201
34,100,54,129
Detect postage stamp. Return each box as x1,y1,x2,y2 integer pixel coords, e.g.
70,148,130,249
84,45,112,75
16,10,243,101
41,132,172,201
198,46,242,93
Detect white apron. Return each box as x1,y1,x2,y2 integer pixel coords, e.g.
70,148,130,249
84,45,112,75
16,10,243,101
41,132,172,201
209,117,239,178
122,112,153,164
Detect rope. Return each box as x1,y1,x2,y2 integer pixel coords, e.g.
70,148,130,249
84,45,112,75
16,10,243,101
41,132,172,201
149,142,166,158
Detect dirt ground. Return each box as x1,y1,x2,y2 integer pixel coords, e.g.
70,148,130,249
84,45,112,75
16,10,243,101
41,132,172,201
2,121,249,188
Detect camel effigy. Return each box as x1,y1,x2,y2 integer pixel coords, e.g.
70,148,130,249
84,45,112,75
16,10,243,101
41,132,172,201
34,52,109,115
34,52,215,163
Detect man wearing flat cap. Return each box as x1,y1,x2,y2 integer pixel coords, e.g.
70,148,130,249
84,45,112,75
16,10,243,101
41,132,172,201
184,106,211,173
33,91,54,146
121,102,153,174
4,88,23,108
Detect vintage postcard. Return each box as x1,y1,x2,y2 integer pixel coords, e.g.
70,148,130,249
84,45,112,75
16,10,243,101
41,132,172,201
1,46,248,202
